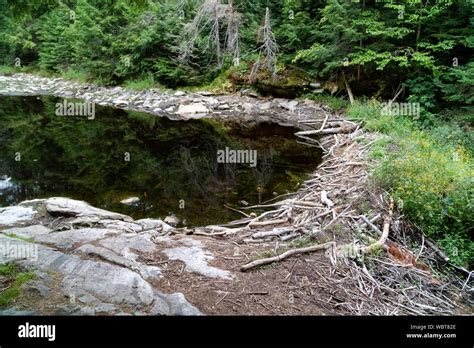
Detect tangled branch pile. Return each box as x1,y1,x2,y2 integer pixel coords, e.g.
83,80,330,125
183,114,472,315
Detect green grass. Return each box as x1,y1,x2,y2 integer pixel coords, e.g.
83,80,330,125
60,69,90,83
0,65,41,75
0,263,36,308
123,75,163,90
181,65,239,93
0,65,18,74
290,237,322,248
304,93,350,112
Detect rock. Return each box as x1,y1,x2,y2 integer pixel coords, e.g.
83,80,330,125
148,296,172,315
162,292,202,316
0,308,37,316
77,307,96,316
2,225,51,239
113,99,129,107
44,197,132,221
0,176,13,190
34,228,120,249
98,219,143,233
206,97,219,106
242,103,254,114
94,303,117,314
279,100,298,111
248,91,259,98
68,215,101,227
240,89,259,98
259,101,272,110
142,100,153,108
162,237,233,280
120,197,140,205
217,103,230,110
176,103,209,115
0,206,37,226
35,271,52,283
0,73,327,126
135,218,169,231
164,215,179,226
182,113,208,119
78,294,99,304
75,242,161,280
21,280,50,298
197,91,213,96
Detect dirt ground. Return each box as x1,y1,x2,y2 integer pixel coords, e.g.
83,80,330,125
148,235,345,315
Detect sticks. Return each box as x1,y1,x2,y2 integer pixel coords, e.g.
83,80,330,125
251,227,293,239
240,242,336,271
342,71,354,105
361,197,394,254
224,204,251,218
295,124,358,137
248,218,287,228
321,191,334,208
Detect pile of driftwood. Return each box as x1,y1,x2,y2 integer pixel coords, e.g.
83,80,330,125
185,113,471,315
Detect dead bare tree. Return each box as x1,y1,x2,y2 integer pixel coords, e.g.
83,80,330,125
179,0,241,68
224,0,241,66
250,7,278,82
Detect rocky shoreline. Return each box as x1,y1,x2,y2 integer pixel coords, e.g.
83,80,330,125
0,197,233,315
0,73,333,127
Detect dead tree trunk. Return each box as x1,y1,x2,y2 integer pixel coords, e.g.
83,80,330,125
250,7,278,82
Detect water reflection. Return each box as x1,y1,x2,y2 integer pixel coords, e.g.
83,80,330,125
0,96,321,226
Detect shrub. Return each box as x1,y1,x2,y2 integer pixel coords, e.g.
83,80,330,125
123,75,161,90
374,132,473,266
305,93,350,112
347,99,413,136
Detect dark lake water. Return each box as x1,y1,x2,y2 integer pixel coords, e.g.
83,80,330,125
0,95,322,226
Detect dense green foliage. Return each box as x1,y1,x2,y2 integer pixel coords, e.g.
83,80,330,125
0,1,472,100
346,100,473,266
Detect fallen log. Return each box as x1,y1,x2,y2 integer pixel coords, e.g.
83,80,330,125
295,124,358,137
248,218,287,228
240,241,336,271
252,227,293,239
